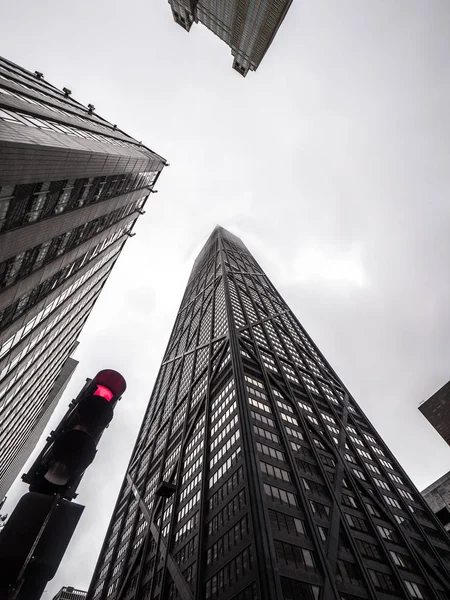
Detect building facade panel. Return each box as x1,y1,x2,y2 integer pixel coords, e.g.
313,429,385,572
87,227,450,600
0,55,166,499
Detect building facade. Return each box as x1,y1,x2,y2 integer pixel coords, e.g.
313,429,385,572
419,381,450,445
0,55,166,500
88,226,450,600
52,587,87,600
168,0,293,76
0,355,78,502
422,472,450,532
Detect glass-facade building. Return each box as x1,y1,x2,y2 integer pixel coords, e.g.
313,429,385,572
0,55,166,500
167,0,293,76
88,226,450,600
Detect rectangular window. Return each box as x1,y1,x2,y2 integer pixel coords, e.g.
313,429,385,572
251,410,275,427
253,425,280,444
285,426,304,440
383,495,401,509
377,525,397,542
310,501,330,519
345,514,369,532
274,540,316,571
206,515,249,565
368,570,399,594
268,509,306,537
208,466,244,511
281,412,299,426
207,489,246,537
357,539,381,560
398,488,414,501
405,580,425,599
264,483,297,507
205,546,253,599
260,461,290,482
336,560,362,587
256,441,285,462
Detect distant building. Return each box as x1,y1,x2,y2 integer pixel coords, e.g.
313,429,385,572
419,380,450,445
422,471,450,531
168,0,293,76
87,226,450,600
0,55,166,499
52,587,87,600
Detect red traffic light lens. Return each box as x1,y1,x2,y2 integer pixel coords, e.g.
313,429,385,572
93,384,114,402
93,370,126,398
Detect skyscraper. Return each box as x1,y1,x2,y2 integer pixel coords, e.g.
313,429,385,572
419,380,450,445
168,0,293,76
88,227,450,600
0,55,166,500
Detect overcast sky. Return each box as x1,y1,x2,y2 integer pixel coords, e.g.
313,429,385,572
2,0,450,595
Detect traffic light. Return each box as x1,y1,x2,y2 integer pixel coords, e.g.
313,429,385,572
23,369,126,500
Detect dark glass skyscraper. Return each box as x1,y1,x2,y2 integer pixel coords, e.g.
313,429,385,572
88,227,450,600
168,0,293,76
0,55,166,499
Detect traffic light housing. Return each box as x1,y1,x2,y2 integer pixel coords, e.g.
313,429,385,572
23,370,126,500
0,492,84,586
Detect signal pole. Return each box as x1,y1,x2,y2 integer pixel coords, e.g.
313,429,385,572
0,369,126,600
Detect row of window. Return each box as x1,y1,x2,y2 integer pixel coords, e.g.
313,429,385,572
0,68,145,143
269,509,306,538
209,448,241,489
180,471,202,503
177,490,201,522
256,441,285,462
253,424,279,444
211,399,237,437
175,512,199,544
205,546,253,599
174,534,197,566
210,430,240,468
206,515,249,565
0,170,152,234
274,539,316,571
0,259,114,415
209,466,244,512
0,103,152,154
0,231,124,337
207,489,246,537
264,483,297,508
260,461,290,483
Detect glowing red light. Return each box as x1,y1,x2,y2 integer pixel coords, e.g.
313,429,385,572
93,384,114,402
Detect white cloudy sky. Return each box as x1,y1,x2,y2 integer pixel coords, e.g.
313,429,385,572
2,0,450,596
